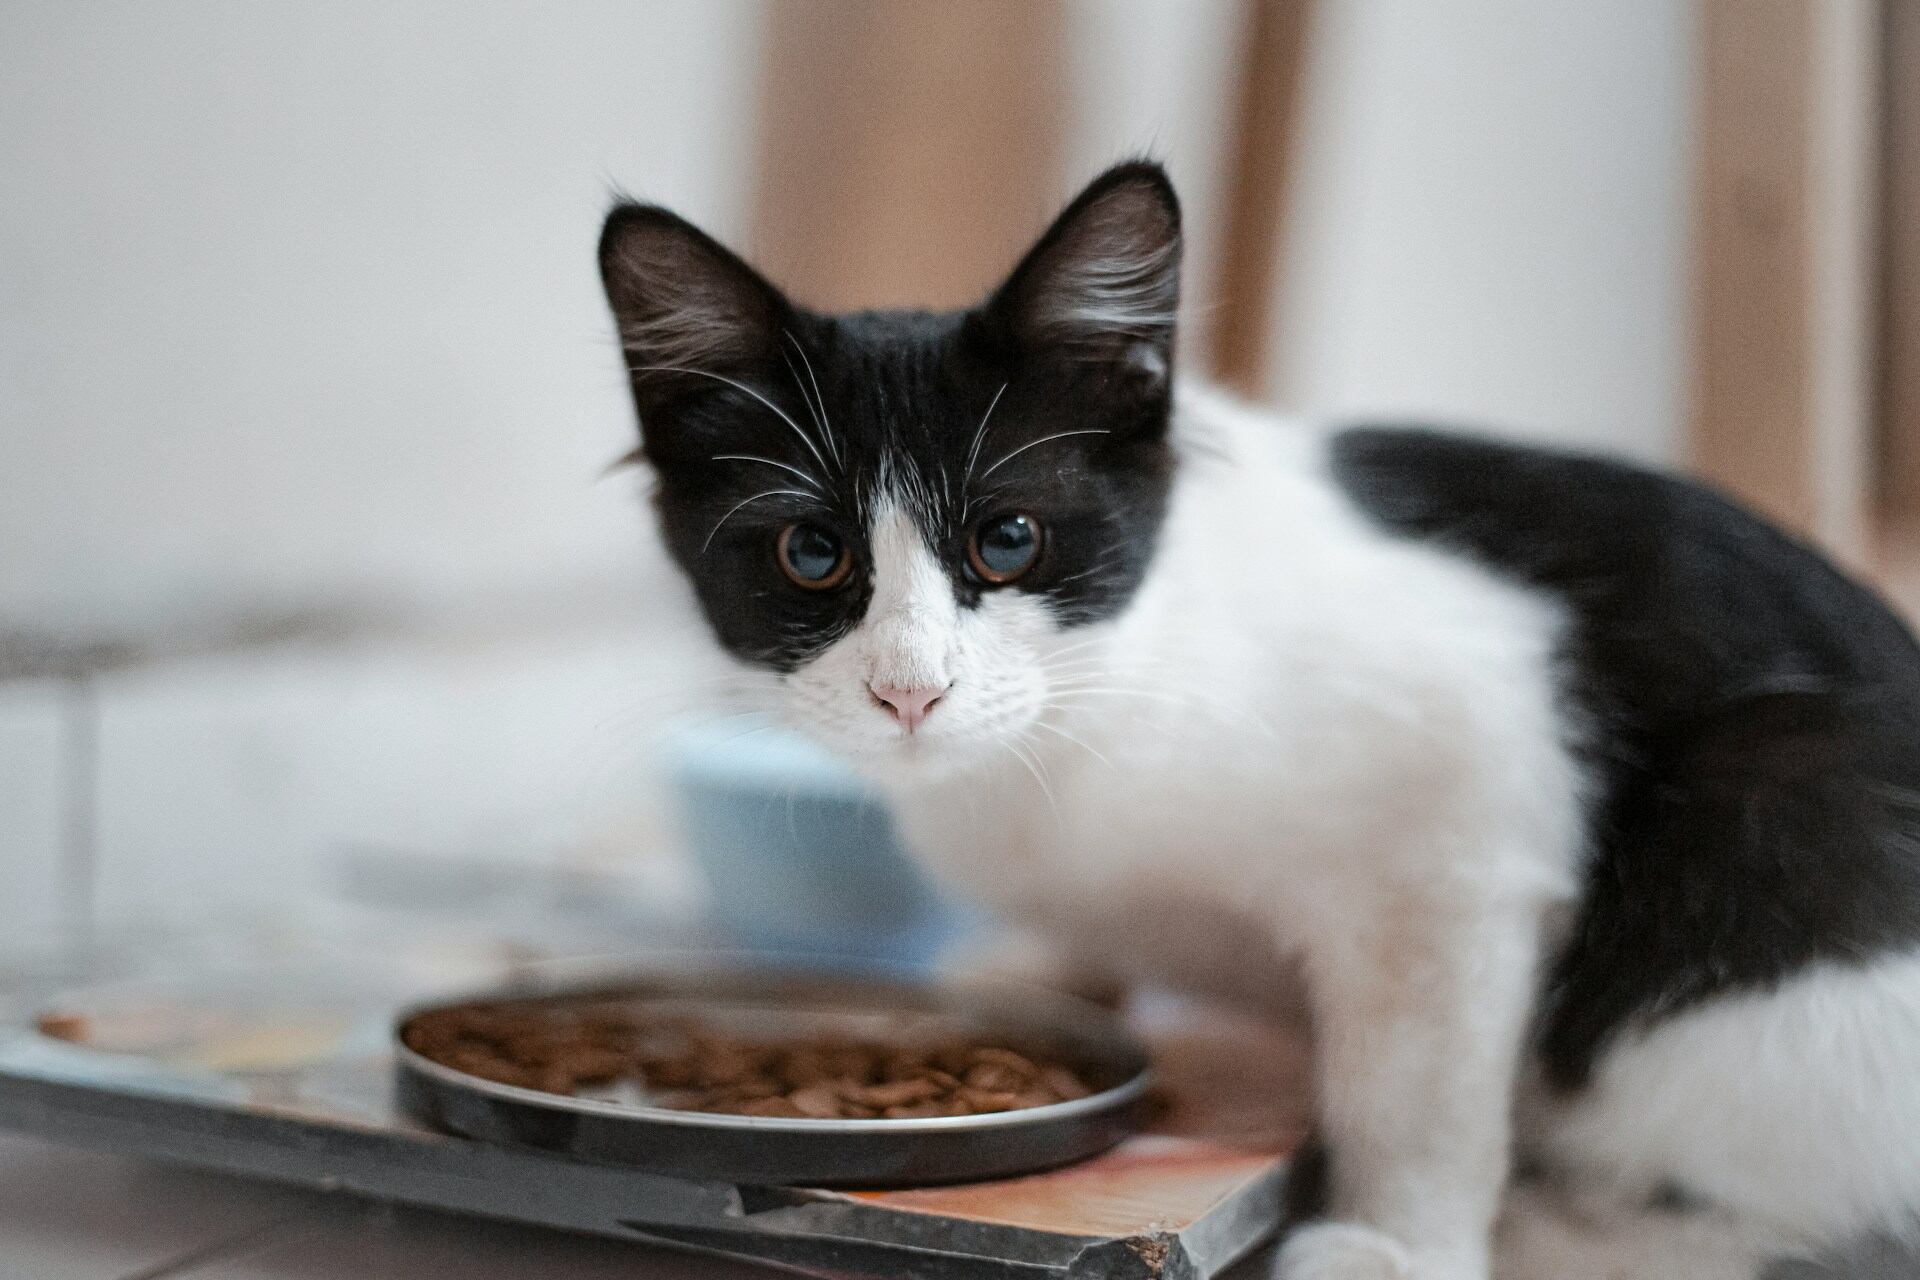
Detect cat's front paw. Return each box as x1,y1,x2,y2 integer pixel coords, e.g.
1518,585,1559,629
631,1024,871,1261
1274,1223,1417,1280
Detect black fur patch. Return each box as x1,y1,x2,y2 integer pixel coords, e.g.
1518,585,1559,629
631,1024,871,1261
1330,426,1920,1088
597,163,1183,671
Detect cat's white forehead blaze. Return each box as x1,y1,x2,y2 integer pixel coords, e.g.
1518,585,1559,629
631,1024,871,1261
861,500,957,692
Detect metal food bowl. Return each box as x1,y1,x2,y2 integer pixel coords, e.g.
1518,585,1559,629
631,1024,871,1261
394,960,1154,1187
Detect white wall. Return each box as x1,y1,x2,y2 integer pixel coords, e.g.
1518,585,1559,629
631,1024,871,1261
0,2,1698,946
1271,0,1693,462
1,0,1695,636
0,1,766,944
0,0,763,634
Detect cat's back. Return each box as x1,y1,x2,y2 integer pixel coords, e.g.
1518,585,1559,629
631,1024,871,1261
1327,424,1920,722
1325,423,1920,1086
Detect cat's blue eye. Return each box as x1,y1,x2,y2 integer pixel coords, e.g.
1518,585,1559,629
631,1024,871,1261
777,522,851,590
968,513,1042,585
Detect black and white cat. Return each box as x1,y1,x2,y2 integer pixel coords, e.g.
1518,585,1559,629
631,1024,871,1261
597,162,1920,1280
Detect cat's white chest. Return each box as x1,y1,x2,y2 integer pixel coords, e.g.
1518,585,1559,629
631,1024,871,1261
888,746,1305,1006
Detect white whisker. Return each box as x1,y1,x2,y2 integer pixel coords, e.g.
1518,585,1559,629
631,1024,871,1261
779,347,829,445
1005,737,1059,819
1038,636,1111,664
960,382,1010,520
978,428,1112,482
785,331,843,469
1033,719,1114,770
701,487,813,553
711,453,823,492
630,364,833,479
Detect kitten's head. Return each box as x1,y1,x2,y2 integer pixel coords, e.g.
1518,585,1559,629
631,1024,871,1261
600,162,1181,780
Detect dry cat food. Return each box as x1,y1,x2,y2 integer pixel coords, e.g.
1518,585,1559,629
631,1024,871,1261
401,998,1096,1119
34,1011,90,1043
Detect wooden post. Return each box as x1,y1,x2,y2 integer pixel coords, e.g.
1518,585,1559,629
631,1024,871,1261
1690,0,1880,566
1205,0,1315,399
748,0,1066,313
1879,0,1920,535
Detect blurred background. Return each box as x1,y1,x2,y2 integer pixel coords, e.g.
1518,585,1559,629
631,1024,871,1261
0,1,1912,966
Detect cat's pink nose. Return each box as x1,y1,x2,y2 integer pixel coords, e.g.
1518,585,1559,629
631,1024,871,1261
870,682,948,733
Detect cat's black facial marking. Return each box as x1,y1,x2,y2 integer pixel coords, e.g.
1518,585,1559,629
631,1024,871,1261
599,161,1183,671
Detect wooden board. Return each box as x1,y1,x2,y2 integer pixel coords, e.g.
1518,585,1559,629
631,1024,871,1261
0,959,1305,1279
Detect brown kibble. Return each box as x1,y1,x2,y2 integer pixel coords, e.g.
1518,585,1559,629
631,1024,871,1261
963,1062,1026,1093
1042,1066,1092,1101
562,1047,633,1085
402,998,1098,1120
535,1065,578,1095
851,1077,944,1109
969,1047,1041,1076
35,1012,89,1043
788,1082,844,1118
959,1087,1026,1113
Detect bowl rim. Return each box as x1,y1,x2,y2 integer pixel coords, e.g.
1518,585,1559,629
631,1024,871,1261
392,952,1155,1136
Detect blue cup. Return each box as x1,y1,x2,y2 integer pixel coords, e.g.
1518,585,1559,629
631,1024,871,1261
670,718,976,967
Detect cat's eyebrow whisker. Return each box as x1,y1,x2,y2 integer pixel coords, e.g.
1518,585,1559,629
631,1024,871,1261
630,363,835,479
711,453,824,493
978,427,1112,483
965,485,1013,524
960,381,1011,520
779,348,829,441
784,330,843,470
701,487,814,553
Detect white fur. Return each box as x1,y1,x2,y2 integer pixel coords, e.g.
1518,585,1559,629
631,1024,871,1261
1521,951,1920,1254
1492,1182,1766,1280
751,388,1920,1278
1033,232,1178,340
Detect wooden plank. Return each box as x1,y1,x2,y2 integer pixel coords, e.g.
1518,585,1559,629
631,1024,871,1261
1691,0,1817,531
1690,0,1879,563
1806,0,1881,564
748,0,1065,312
1204,0,1315,399
1880,0,1920,532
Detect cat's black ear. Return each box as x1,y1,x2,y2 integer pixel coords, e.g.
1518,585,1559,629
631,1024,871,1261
598,203,787,415
985,161,1182,390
